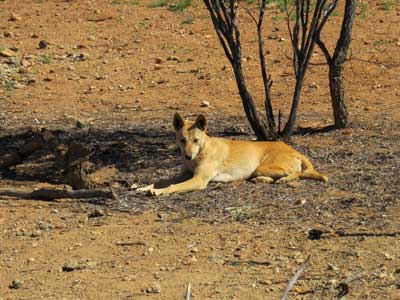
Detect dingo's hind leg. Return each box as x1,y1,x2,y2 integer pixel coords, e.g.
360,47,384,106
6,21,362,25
251,165,290,183
250,176,275,184
275,171,301,183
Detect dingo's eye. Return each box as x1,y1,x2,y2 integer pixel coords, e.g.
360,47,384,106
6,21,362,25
180,138,186,144
193,138,199,143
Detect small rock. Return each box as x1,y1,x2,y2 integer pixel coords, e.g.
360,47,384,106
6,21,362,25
9,13,21,21
287,181,301,188
30,230,42,238
191,247,199,253
38,40,48,49
62,262,79,272
88,208,105,218
3,31,12,37
308,229,324,240
145,283,161,294
327,263,339,271
167,55,180,62
154,64,162,70
9,279,22,289
200,100,210,107
309,82,319,89
21,59,32,67
87,35,96,41
31,33,39,38
295,198,307,205
154,57,163,64
0,49,16,58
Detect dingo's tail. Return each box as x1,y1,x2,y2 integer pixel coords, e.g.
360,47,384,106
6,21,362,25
300,155,328,182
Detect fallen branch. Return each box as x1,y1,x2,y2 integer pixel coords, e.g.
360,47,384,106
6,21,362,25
86,16,113,22
223,260,271,266
185,283,191,300
281,255,310,300
0,188,111,201
116,241,146,247
336,229,400,238
0,129,118,190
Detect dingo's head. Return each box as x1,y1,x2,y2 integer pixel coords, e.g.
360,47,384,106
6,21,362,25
173,113,207,161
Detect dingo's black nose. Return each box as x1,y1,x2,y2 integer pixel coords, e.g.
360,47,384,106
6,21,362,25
185,155,192,160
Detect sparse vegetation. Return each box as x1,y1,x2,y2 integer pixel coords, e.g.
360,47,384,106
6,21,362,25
4,81,15,91
357,1,368,19
111,0,139,4
40,55,52,64
168,0,192,12
381,0,393,11
373,39,395,46
181,17,194,24
149,0,168,8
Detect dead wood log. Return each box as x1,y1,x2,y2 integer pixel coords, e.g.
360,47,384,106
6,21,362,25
0,187,111,201
1,129,118,190
0,128,56,169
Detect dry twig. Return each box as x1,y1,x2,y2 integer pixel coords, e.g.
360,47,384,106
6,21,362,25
280,255,311,300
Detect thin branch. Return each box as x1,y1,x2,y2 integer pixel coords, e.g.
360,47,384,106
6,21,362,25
185,283,192,300
316,38,333,64
257,0,276,131
280,255,311,300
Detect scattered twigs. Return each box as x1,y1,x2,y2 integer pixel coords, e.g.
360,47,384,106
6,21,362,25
223,260,271,266
185,283,192,300
0,187,111,201
86,16,113,22
280,255,310,300
116,241,146,246
336,229,400,238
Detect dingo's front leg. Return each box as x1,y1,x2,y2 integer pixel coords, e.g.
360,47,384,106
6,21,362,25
149,176,208,196
136,184,155,193
137,171,193,195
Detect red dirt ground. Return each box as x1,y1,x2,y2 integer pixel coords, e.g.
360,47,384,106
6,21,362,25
0,0,399,299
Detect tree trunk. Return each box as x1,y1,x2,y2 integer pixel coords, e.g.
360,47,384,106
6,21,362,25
329,64,348,128
232,64,270,140
281,76,304,139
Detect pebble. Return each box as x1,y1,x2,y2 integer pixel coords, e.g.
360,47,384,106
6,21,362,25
0,49,16,58
200,100,210,107
167,55,180,62
145,283,161,294
154,57,163,64
38,40,48,49
30,230,42,238
9,279,22,289
9,13,21,21
295,198,306,205
88,208,105,218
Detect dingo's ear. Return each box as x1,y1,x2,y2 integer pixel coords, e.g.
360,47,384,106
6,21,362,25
194,114,207,131
173,112,184,131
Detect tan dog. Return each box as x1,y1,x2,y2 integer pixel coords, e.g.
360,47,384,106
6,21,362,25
137,113,328,196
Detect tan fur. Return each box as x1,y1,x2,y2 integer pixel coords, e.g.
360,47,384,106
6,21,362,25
137,113,328,196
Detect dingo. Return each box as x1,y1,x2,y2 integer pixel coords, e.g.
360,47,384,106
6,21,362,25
137,113,328,196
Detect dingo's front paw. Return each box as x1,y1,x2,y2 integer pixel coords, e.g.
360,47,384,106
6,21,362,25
136,184,154,193
150,188,168,196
